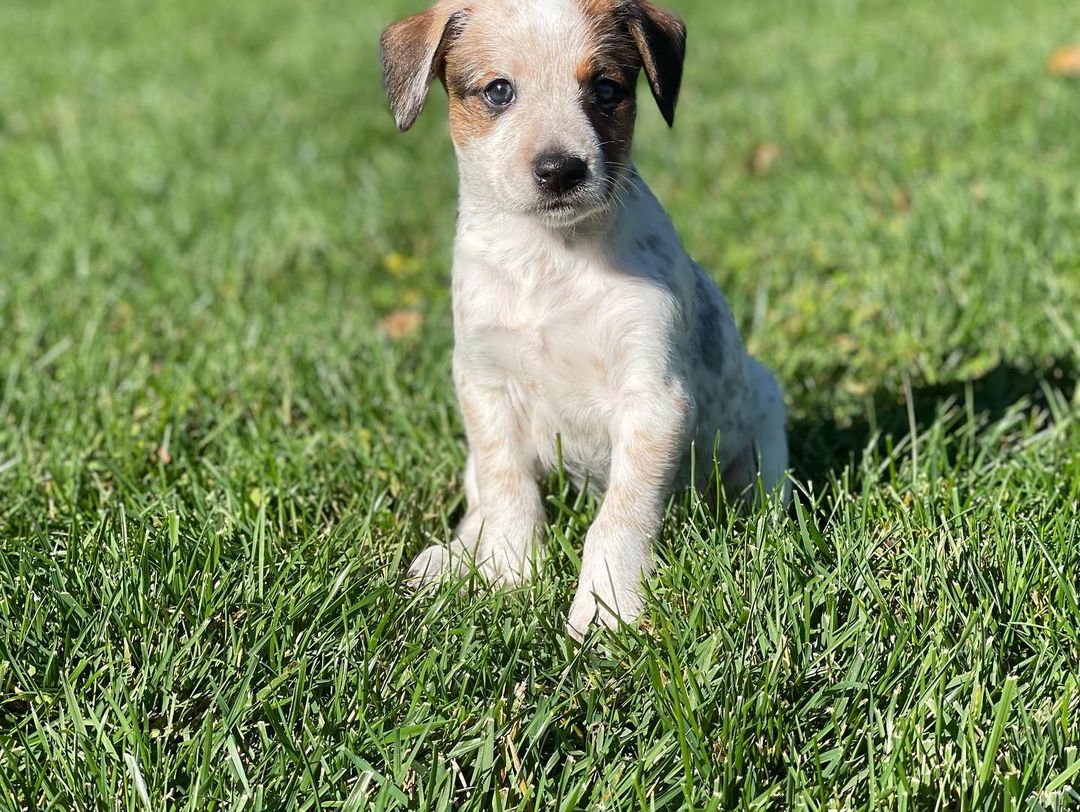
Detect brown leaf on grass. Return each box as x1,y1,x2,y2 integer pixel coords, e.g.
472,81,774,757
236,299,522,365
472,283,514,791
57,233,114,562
156,447,173,465
748,143,781,175
1049,45,1080,77
378,310,424,340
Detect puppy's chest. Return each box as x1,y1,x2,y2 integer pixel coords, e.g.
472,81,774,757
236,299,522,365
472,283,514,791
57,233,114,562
468,306,613,407
473,314,620,483
459,277,634,471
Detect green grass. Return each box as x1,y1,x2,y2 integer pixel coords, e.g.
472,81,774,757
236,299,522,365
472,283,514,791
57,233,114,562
2,0,1080,808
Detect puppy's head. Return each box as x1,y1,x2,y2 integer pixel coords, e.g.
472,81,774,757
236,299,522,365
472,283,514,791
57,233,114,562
381,0,686,226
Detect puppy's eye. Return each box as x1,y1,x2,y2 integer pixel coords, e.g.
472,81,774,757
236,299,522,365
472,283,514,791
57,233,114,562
483,79,515,107
593,78,622,107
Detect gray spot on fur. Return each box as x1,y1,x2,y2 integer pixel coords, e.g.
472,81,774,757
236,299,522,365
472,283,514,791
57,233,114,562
695,274,724,376
636,234,674,265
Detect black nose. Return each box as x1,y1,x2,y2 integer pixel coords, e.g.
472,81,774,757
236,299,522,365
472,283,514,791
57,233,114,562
533,152,589,196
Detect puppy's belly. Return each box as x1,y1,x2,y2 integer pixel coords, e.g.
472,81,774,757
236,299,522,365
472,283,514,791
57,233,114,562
526,370,756,496
504,355,756,496
467,322,760,496
527,392,614,494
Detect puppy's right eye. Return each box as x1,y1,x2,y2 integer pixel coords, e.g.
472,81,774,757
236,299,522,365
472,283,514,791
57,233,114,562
483,79,516,107
593,77,622,107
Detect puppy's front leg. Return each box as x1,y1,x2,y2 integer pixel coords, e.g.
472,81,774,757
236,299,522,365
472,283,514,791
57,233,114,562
411,375,545,586
566,395,688,640
463,382,547,585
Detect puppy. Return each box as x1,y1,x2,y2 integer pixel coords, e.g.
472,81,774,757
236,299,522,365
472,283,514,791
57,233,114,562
381,0,791,639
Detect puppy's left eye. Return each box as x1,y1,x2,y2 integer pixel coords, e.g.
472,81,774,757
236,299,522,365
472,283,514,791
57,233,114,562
593,78,622,107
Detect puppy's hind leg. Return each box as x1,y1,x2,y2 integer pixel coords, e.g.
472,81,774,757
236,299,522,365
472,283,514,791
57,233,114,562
722,360,792,510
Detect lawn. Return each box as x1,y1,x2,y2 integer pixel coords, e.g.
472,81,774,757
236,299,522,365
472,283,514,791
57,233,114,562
1,0,1079,808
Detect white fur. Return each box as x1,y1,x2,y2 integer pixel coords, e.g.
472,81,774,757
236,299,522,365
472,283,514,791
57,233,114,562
394,0,792,639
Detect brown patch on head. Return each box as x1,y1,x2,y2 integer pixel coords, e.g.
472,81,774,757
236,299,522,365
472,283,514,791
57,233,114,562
575,0,642,168
380,5,468,131
447,86,500,145
443,32,506,146
576,0,687,130
576,0,622,15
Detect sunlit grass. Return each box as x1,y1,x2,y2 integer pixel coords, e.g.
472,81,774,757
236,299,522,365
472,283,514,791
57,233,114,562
1,0,1079,808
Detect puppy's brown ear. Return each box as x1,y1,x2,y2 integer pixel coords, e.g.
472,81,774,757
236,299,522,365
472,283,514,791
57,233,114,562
380,6,467,132
628,1,687,127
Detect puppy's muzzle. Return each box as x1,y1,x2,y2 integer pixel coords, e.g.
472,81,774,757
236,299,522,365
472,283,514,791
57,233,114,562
532,151,589,197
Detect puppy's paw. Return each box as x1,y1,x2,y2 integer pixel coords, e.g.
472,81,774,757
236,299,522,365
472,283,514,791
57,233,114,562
565,580,643,642
407,541,541,591
476,541,543,588
406,545,456,588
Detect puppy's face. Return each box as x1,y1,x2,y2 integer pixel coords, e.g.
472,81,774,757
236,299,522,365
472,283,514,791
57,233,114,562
382,0,686,226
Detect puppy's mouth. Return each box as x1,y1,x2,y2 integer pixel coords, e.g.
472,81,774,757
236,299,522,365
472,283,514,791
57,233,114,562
533,177,623,225
535,197,603,226
538,197,588,215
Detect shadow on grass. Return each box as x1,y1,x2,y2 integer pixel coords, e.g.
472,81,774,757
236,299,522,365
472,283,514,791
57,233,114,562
789,359,1078,487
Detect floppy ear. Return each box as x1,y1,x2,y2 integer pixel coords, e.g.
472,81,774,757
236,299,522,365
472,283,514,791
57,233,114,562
380,6,467,132
627,1,687,127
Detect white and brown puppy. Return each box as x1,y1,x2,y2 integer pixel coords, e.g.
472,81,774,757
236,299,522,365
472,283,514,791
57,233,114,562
381,0,791,638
